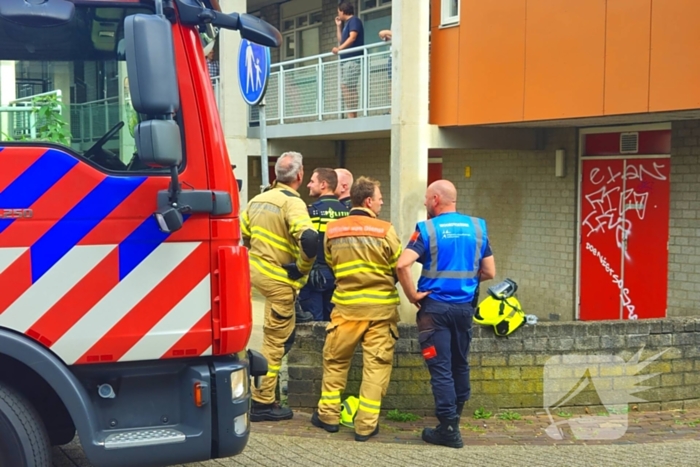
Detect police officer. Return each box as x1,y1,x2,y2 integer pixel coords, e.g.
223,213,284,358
396,180,496,448
297,168,349,321
310,177,402,442
334,168,354,210
241,151,319,422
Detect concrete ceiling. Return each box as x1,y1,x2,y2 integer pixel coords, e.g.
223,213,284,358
247,0,288,13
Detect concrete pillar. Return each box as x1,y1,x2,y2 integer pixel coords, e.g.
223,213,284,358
0,61,16,138
220,0,258,206
390,0,431,321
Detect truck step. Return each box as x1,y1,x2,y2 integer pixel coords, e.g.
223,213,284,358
104,428,186,450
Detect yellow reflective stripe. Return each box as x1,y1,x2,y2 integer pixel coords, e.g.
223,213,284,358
266,364,281,377
289,218,314,235
389,247,402,268
319,391,341,404
298,256,314,270
358,396,381,414
332,289,400,305
251,226,298,255
334,260,392,278
250,255,306,288
325,251,333,264
318,223,328,233
241,212,251,237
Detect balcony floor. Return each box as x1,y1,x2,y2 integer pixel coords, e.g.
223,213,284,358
247,114,390,140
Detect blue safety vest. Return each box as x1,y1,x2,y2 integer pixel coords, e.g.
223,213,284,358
416,212,488,304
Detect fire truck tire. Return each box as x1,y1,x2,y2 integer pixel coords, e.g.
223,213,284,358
0,381,51,467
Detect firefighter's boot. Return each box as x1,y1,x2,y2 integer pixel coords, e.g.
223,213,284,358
311,410,339,433
422,416,464,449
250,401,293,422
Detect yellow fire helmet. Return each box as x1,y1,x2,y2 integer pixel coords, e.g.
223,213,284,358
473,278,526,337
340,396,359,428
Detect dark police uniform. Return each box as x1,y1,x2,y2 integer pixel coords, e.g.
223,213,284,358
297,195,349,321
339,197,352,211
406,212,492,421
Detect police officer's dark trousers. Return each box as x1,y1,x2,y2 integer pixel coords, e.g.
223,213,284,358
297,265,335,321
416,297,474,419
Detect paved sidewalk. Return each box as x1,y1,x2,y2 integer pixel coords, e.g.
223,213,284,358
53,408,700,466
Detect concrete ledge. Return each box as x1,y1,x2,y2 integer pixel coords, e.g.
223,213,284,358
287,317,700,414
247,115,391,140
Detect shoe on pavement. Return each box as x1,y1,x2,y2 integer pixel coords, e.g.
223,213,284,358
311,410,339,433
422,416,463,448
354,424,379,442
296,310,314,323
250,401,294,422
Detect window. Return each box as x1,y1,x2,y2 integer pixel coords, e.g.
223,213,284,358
0,5,178,173
360,0,392,45
280,10,322,61
441,0,459,26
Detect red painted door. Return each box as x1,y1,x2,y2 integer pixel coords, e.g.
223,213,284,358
579,157,670,320
428,159,443,186
622,158,671,319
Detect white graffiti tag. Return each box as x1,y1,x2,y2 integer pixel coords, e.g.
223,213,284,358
584,162,665,255
586,243,638,320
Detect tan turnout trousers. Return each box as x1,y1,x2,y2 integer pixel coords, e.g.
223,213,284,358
317,314,399,436
251,270,297,405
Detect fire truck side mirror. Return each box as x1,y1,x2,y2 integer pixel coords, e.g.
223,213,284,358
134,120,182,168
173,0,282,48
124,14,180,116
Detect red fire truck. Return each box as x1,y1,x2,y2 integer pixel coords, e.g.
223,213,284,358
0,0,279,465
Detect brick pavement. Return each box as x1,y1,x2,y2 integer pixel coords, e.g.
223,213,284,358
52,408,700,466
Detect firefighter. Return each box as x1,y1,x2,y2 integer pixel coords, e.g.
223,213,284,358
241,151,319,422
396,179,496,448
310,177,402,442
297,168,349,321
334,168,354,210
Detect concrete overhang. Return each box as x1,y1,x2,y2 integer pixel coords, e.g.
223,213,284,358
247,115,391,140
429,125,543,150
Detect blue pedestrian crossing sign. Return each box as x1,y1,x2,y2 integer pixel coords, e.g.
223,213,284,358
238,39,270,106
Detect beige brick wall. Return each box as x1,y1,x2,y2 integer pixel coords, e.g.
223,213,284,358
344,138,392,221
668,119,700,317
442,129,578,321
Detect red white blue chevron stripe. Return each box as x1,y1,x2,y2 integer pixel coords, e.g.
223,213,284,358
0,146,213,365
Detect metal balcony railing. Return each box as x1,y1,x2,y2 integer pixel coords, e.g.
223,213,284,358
249,42,392,125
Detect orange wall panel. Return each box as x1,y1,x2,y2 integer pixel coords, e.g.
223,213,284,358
604,0,652,115
649,0,700,111
429,26,460,126
457,0,527,125
523,0,606,120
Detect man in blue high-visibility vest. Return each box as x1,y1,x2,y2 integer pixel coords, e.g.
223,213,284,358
397,180,496,449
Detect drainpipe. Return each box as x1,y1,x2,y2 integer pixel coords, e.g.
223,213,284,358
335,140,346,167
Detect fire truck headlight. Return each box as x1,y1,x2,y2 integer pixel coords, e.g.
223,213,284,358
230,369,248,400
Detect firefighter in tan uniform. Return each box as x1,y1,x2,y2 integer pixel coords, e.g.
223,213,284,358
241,152,318,422
309,177,402,441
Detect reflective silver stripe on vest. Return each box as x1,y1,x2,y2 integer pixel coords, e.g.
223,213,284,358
471,216,483,271
420,218,480,280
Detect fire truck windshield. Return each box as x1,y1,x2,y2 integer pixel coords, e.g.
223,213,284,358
0,4,176,173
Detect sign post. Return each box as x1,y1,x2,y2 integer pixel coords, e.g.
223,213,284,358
237,39,271,192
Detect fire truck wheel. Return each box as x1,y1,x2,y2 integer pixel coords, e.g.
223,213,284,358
0,381,51,467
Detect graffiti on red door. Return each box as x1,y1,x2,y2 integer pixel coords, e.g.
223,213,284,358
579,158,670,321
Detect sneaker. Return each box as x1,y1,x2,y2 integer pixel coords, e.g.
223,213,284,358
250,401,294,422
311,410,339,433
354,424,379,442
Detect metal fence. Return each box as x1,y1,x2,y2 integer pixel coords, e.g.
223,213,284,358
0,90,63,140
249,42,392,125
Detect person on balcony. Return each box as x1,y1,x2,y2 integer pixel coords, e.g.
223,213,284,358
332,2,364,119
